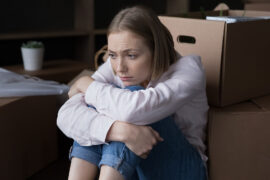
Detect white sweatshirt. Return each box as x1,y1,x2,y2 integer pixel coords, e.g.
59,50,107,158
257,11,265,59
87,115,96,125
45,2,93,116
57,55,209,162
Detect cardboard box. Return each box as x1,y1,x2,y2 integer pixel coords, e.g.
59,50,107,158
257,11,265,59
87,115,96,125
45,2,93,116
245,3,270,11
208,94,270,180
0,95,61,179
159,10,270,107
245,0,270,2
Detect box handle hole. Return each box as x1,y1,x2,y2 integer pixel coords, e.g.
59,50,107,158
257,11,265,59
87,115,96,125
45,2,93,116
177,35,196,44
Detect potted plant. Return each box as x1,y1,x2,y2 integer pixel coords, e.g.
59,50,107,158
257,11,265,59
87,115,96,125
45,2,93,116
21,41,44,71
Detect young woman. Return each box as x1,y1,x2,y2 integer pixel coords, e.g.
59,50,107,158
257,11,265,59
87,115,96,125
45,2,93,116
57,6,209,180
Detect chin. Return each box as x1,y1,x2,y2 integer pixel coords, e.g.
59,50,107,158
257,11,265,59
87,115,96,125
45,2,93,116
123,82,137,87
123,83,133,87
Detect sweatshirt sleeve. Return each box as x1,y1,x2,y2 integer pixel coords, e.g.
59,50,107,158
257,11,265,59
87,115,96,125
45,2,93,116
84,55,206,125
91,58,120,85
56,93,115,146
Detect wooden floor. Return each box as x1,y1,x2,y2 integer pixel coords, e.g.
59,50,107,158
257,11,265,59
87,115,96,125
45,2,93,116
27,158,70,180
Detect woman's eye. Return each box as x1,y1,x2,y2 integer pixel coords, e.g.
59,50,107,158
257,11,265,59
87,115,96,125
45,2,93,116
109,53,116,59
128,54,137,59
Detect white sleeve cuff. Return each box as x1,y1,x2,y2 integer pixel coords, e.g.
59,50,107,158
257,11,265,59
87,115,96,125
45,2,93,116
92,114,116,144
78,115,116,146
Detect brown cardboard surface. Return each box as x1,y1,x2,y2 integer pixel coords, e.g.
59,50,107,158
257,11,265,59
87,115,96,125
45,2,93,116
159,10,270,106
222,19,270,105
252,94,270,110
247,0,270,2
245,2,270,11
0,97,20,107
208,95,270,180
159,17,225,105
0,95,60,179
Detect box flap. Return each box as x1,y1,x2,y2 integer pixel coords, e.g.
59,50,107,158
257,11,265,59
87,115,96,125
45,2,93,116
159,16,226,105
209,99,265,113
0,97,21,107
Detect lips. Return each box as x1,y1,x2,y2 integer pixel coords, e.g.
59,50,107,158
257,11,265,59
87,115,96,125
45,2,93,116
120,76,133,81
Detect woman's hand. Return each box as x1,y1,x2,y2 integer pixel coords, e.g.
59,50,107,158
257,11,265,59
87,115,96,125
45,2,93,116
125,124,163,159
106,121,163,159
68,76,94,98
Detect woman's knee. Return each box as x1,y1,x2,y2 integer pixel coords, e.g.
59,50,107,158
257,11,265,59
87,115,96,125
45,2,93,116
100,141,141,179
69,141,102,167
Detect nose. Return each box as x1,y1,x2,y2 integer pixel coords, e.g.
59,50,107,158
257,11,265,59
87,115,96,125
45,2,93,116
117,58,127,73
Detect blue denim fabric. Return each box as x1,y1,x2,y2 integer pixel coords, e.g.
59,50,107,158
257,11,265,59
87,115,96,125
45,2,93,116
132,117,207,180
70,85,144,179
70,140,140,179
69,85,207,180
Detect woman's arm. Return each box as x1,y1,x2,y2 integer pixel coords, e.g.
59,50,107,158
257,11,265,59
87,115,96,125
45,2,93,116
57,92,163,156
83,55,206,125
57,93,115,146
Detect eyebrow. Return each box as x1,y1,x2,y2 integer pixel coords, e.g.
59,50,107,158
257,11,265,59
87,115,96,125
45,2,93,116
108,49,140,53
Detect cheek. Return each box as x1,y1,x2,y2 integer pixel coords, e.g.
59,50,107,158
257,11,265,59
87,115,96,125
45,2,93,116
111,61,117,74
134,61,152,78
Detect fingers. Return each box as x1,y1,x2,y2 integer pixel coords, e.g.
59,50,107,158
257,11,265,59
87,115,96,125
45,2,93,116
150,127,164,142
68,87,77,98
140,151,150,159
140,154,148,159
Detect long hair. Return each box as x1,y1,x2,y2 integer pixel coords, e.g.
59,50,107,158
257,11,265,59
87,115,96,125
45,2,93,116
108,6,177,80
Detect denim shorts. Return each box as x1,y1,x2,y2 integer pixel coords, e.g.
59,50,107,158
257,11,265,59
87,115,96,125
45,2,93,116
70,140,141,179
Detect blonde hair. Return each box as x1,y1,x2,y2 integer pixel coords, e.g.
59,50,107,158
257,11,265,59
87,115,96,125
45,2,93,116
108,6,177,80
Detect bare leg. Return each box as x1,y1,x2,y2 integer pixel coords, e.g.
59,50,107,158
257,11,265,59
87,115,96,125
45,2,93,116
68,157,99,180
99,165,124,180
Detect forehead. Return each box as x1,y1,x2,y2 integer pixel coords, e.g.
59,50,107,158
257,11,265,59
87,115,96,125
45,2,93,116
108,31,147,52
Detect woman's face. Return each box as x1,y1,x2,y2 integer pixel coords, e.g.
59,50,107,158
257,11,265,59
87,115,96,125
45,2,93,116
108,31,153,87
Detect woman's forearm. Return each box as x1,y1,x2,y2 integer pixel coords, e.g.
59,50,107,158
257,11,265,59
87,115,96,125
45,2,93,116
106,121,130,143
84,56,206,125
68,76,94,98
57,93,115,146
106,121,163,158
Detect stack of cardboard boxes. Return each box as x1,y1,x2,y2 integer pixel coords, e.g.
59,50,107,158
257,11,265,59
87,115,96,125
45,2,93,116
160,9,270,180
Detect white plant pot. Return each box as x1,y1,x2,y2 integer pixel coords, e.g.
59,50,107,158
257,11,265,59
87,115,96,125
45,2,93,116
21,47,44,71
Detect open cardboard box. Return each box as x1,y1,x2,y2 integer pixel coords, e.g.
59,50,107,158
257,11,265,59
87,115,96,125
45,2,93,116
0,95,61,179
208,94,270,180
159,10,270,107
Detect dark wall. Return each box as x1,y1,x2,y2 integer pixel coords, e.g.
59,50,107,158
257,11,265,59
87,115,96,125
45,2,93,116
94,0,166,29
0,0,75,66
94,0,167,55
0,0,74,33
